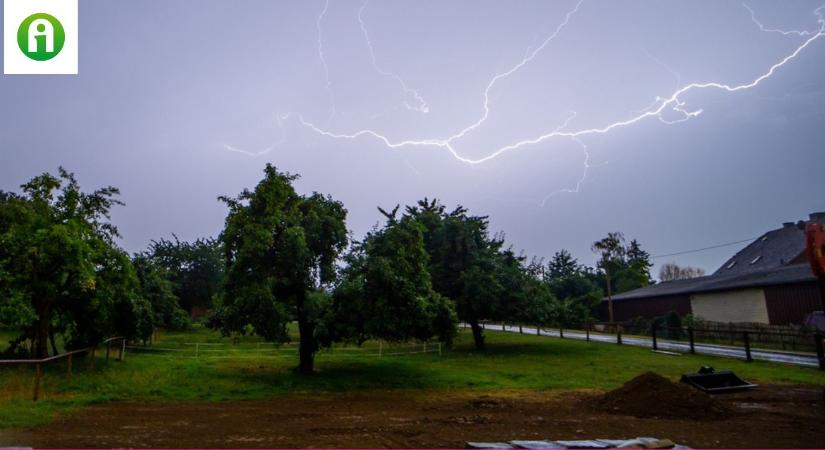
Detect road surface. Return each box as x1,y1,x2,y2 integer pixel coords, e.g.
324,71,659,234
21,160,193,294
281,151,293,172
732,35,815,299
480,323,821,368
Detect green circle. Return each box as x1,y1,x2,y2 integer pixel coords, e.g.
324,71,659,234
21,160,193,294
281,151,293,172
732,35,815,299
17,13,65,61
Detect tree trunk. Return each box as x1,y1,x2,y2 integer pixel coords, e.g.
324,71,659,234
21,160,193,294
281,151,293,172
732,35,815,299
34,302,51,359
605,268,614,326
295,294,316,374
469,319,485,350
49,326,59,356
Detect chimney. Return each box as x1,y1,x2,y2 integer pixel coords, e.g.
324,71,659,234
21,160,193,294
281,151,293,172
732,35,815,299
782,222,795,229
809,212,825,223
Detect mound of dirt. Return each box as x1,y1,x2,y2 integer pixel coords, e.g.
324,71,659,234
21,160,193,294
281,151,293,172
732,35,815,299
596,372,733,420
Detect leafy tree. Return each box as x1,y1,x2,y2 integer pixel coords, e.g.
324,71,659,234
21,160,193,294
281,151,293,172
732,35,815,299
545,250,601,327
0,169,149,358
403,199,505,349
212,164,347,373
403,199,556,349
616,239,653,292
591,232,625,325
143,236,224,312
132,255,190,330
591,234,654,323
330,209,457,346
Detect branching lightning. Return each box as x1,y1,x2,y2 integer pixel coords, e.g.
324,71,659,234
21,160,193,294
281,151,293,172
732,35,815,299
317,0,337,121
358,0,429,113
743,2,824,37
292,1,824,170
226,1,824,205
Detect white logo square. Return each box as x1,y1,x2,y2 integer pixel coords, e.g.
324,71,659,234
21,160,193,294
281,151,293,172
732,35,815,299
4,0,78,75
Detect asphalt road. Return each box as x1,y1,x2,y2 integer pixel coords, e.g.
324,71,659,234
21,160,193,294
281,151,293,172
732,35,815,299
481,323,822,368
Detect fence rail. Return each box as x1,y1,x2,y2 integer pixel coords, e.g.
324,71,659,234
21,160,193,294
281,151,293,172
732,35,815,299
0,336,126,401
479,321,825,369
127,340,443,360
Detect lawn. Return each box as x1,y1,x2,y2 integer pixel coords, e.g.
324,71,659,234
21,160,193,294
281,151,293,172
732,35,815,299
1,326,823,429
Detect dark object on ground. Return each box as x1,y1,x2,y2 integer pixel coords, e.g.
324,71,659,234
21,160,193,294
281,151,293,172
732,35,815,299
803,311,825,331
595,371,732,420
680,367,757,393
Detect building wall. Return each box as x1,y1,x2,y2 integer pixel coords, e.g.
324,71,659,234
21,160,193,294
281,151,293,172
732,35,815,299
764,282,822,325
690,289,769,324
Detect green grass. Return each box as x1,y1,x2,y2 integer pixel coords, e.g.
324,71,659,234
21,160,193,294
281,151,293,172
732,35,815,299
1,327,823,429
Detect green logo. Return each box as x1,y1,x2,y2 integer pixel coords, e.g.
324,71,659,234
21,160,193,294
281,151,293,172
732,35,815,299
17,13,65,61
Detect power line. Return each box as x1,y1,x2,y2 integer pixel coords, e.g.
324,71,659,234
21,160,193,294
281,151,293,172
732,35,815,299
652,237,758,259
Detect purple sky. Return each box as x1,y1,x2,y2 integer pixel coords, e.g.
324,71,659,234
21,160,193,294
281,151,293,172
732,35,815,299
1,0,824,277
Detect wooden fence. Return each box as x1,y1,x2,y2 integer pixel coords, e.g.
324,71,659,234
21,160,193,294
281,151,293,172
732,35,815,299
0,336,126,401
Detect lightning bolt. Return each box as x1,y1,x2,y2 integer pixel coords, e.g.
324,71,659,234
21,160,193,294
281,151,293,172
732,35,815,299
358,0,429,113
743,2,823,37
293,1,824,166
317,0,336,121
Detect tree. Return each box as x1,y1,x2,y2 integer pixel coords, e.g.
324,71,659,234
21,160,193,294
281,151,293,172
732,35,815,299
143,236,224,313
591,232,625,325
659,262,705,282
330,209,457,347
132,255,190,331
404,199,506,349
0,168,150,358
213,164,347,374
615,239,653,293
545,250,601,327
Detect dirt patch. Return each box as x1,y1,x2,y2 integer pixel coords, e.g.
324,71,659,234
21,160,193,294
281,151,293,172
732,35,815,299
595,371,732,420
1,385,823,448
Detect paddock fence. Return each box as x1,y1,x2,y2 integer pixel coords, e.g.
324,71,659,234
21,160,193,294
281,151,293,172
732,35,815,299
0,336,127,401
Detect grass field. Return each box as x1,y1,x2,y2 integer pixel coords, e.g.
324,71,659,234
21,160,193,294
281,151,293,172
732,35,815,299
1,326,824,430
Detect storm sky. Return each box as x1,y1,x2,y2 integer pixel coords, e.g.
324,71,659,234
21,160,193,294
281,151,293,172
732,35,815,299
1,0,824,276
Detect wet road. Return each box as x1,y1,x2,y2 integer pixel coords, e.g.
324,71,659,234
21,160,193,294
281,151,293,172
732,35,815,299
481,323,821,367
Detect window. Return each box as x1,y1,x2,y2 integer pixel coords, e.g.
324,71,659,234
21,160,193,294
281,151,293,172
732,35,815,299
750,255,762,265
726,261,737,269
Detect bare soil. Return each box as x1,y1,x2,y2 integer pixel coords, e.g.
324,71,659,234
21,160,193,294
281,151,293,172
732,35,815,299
2,384,823,448
594,372,733,420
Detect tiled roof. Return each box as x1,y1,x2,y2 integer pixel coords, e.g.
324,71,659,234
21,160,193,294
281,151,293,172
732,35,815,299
713,225,806,275
611,264,816,301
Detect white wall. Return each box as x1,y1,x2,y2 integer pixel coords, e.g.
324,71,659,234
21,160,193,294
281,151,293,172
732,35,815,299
690,289,769,324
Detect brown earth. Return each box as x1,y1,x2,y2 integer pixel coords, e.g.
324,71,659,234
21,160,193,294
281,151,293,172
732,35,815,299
1,384,823,448
594,372,733,420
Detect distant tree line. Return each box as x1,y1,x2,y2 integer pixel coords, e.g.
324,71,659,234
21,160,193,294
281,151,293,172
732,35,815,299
0,166,655,371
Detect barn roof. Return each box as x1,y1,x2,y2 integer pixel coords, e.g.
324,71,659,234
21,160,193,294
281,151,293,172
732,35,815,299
610,264,816,301
714,212,825,276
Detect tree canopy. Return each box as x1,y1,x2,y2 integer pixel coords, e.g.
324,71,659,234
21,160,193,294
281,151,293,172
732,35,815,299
211,164,348,373
0,168,151,358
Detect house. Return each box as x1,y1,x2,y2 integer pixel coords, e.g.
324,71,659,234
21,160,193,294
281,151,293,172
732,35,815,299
600,212,825,325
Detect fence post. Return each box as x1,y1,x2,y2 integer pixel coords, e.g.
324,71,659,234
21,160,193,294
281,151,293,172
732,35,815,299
120,339,125,361
89,348,96,370
586,325,590,342
195,343,199,359
560,328,564,339
743,331,753,362
33,363,42,401
688,327,695,354
106,342,111,362
67,353,73,383
438,343,442,356
379,341,383,358
815,333,825,370
652,325,658,351
423,342,427,354
536,326,540,336
617,326,623,345
519,325,523,334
